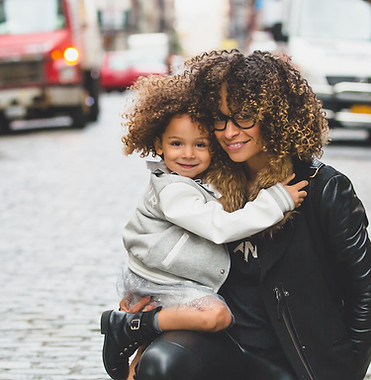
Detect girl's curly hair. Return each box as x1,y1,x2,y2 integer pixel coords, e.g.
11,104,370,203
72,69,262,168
186,49,329,165
122,73,210,157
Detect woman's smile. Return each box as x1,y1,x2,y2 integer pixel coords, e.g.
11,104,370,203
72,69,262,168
214,84,266,169
223,139,251,150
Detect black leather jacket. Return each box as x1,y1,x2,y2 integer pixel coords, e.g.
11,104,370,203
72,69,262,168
258,160,371,380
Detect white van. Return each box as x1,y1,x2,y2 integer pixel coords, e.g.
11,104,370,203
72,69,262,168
271,0,371,134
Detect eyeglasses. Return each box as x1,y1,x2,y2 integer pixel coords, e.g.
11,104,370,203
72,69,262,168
213,112,256,131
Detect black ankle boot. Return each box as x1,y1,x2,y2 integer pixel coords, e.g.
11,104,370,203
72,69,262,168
100,307,162,380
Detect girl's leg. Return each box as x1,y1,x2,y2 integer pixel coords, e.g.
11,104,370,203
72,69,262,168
135,330,245,380
157,298,233,332
101,297,232,379
127,345,146,380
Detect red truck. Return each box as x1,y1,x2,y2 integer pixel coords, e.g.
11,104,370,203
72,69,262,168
0,0,102,133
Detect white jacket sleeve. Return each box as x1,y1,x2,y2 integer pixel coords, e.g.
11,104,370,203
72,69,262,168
158,182,293,244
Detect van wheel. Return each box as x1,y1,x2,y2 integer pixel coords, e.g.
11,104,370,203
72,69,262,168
84,70,100,122
366,131,371,145
88,77,100,122
0,113,11,135
70,106,87,129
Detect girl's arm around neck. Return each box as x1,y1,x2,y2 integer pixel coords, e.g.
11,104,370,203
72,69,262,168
159,182,290,244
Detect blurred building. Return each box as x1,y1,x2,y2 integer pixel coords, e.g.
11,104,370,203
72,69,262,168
226,0,287,53
226,0,249,48
96,0,176,51
174,0,229,57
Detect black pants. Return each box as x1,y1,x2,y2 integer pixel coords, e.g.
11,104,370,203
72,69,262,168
134,331,297,380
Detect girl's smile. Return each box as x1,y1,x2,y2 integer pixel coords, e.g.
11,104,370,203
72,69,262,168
155,114,211,179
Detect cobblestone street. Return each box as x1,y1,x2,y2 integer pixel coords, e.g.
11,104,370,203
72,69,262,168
1,93,371,379
0,94,149,379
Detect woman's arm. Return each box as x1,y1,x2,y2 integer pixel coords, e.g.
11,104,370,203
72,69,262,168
158,181,305,244
317,171,371,375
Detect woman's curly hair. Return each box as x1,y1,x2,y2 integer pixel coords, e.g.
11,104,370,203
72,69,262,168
122,73,210,157
186,49,329,165
183,49,329,214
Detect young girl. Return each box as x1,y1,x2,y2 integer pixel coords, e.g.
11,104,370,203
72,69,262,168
100,74,308,380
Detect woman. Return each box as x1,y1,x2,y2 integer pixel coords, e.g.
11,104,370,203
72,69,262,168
122,50,371,380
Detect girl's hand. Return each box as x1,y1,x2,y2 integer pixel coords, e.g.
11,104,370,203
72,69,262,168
119,295,157,313
282,173,308,208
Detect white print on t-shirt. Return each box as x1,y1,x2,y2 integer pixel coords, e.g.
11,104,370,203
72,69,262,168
233,241,258,262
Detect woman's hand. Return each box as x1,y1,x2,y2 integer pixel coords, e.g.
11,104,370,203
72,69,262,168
119,295,157,313
281,173,308,208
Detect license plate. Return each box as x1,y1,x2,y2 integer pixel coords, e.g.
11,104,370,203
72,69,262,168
5,105,27,118
350,104,371,114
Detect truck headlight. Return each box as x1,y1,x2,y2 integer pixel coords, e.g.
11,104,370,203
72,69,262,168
64,47,79,65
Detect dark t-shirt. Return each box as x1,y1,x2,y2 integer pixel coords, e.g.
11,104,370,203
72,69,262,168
219,237,280,350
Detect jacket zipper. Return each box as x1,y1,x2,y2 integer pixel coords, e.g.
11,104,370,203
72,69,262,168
274,284,316,380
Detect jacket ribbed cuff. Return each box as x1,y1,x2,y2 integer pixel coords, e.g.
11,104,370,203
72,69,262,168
266,183,295,212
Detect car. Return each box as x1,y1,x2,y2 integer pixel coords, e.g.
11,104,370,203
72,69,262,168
100,50,168,92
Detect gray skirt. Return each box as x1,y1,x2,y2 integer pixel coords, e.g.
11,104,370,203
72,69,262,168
117,267,228,310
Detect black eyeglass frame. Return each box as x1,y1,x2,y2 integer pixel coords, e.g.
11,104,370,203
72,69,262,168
213,113,256,131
